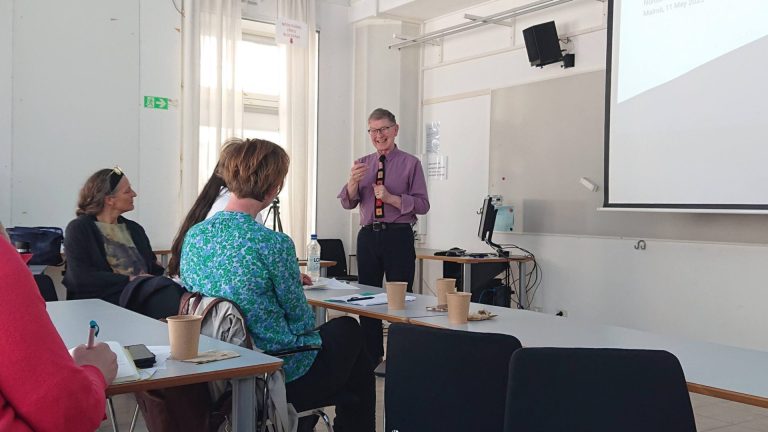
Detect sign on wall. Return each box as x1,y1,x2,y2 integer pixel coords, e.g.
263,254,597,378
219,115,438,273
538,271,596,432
143,96,169,110
276,18,308,47
425,122,447,180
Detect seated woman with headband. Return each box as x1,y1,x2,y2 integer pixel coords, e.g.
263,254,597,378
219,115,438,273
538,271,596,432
63,167,170,306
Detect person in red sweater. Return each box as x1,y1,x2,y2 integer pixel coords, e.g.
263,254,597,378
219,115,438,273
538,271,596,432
0,235,118,431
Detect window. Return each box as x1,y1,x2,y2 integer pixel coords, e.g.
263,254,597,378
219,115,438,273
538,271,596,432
236,19,319,241
240,21,283,144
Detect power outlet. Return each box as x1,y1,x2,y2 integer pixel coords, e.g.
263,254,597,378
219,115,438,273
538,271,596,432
555,310,568,317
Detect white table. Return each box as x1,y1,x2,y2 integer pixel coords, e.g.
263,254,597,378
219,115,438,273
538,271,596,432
415,248,533,308
303,283,448,327
47,299,283,431
410,303,768,408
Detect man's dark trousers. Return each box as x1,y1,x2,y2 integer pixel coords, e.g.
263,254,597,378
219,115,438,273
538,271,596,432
356,223,415,366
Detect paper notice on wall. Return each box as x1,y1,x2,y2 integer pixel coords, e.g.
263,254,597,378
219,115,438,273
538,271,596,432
427,154,447,180
426,122,440,154
276,18,308,47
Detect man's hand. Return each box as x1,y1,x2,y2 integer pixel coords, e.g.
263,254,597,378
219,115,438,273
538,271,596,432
373,184,390,202
346,162,367,199
373,184,402,209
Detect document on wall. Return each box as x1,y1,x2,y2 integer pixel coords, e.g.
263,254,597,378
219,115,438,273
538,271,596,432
276,17,308,47
427,154,447,180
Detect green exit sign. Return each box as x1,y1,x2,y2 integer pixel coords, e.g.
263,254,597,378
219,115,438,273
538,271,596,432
144,96,169,110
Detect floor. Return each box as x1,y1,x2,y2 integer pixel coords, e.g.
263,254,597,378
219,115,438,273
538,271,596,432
691,393,768,432
95,378,383,432
99,378,768,432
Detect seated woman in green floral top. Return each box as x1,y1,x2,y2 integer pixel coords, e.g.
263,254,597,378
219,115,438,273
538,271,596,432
180,138,375,432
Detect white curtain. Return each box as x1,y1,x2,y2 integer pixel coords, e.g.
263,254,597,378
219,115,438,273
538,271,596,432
277,0,317,258
181,0,243,211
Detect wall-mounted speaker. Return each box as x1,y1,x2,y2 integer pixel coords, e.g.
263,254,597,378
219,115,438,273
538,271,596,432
522,21,563,67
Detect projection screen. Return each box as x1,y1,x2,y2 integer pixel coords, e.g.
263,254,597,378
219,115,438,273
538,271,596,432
605,0,768,211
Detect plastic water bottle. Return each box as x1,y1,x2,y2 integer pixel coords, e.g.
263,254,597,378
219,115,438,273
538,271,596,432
307,234,321,284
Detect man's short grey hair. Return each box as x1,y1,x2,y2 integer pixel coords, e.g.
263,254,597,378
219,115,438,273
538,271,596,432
368,108,396,124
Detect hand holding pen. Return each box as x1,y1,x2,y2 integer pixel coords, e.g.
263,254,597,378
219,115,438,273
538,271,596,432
87,320,99,348
71,320,118,385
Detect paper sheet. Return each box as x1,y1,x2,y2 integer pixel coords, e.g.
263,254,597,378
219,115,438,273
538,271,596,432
324,293,416,307
304,277,358,290
106,341,140,383
181,350,240,364
146,346,171,369
69,343,164,382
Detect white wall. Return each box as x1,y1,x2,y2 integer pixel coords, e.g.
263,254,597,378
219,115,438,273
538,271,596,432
0,0,11,225
497,233,768,352
2,0,354,251
2,0,181,248
416,0,768,351
316,2,355,245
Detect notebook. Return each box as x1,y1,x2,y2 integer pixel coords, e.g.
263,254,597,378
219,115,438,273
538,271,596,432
105,341,141,383
68,341,141,384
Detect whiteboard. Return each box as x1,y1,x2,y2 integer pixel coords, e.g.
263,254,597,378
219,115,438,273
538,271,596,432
490,71,768,244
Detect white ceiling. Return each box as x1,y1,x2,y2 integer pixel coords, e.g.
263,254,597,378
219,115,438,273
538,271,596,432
377,0,492,22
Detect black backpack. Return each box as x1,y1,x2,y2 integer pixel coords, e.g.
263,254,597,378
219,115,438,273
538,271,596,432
6,226,64,265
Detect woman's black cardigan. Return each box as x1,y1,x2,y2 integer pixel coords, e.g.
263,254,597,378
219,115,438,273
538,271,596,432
62,214,164,303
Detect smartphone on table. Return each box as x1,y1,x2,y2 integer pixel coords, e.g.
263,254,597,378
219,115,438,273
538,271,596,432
125,344,156,368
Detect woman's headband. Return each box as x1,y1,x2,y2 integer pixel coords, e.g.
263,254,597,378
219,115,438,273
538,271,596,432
108,166,124,193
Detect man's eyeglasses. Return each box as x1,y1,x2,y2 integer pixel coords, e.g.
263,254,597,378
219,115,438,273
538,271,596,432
367,125,394,136
108,166,124,194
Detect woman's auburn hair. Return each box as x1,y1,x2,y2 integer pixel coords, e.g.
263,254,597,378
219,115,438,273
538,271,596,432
76,168,114,216
219,138,289,201
167,138,288,276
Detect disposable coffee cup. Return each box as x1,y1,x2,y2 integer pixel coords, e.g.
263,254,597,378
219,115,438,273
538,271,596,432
435,278,457,306
166,315,203,360
386,282,408,310
446,292,472,324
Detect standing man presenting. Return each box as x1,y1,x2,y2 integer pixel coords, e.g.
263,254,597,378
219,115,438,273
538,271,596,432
338,108,430,367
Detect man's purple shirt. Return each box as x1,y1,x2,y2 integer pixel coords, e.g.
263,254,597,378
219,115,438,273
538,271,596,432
338,145,430,225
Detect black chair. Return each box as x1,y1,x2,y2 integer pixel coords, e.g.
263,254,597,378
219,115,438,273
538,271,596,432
385,323,522,432
318,239,357,281
504,348,697,432
33,274,58,301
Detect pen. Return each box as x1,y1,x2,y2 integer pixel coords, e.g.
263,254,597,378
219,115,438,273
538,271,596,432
347,296,374,302
87,320,99,348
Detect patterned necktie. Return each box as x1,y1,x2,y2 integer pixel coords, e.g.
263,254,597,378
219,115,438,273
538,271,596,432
375,155,385,219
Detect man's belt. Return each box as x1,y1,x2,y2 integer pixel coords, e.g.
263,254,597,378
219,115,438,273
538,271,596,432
361,222,413,232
